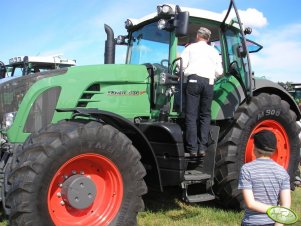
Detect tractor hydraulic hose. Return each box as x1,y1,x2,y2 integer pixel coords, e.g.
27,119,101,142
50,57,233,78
104,24,115,64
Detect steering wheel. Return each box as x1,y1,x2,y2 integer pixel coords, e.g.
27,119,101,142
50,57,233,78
152,60,169,73
228,61,239,76
160,59,169,67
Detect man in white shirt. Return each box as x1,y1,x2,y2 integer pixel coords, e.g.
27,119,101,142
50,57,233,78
180,27,223,157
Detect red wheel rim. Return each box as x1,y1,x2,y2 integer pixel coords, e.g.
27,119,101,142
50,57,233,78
245,120,290,169
48,153,123,226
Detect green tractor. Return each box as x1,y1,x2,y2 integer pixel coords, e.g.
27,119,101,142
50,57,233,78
0,0,300,225
288,83,301,110
0,55,76,79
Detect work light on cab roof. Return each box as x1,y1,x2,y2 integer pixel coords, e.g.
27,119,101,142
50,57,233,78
157,4,174,17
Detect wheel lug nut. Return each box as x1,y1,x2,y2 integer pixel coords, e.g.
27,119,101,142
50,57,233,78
57,192,62,197
72,170,77,175
59,183,63,188
60,200,65,205
80,171,84,175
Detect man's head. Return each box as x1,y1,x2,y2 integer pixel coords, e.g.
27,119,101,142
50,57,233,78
253,130,277,156
197,27,211,41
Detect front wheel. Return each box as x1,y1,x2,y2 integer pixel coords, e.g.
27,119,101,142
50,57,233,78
214,93,301,208
5,120,147,226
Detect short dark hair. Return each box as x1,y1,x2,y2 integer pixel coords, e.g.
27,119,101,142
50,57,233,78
197,27,211,40
253,130,277,153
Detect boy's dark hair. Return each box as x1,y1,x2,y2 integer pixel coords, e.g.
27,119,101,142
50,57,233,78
253,130,277,153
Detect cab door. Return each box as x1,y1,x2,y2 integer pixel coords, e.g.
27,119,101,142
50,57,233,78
221,0,253,97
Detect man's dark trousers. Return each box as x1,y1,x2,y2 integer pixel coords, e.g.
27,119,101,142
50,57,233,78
185,74,213,153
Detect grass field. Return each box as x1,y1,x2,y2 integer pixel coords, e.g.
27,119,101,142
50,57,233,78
0,186,300,226
138,186,301,226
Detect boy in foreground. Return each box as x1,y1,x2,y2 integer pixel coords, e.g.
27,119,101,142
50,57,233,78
238,130,291,226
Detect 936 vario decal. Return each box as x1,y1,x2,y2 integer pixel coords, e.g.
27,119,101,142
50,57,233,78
107,90,146,96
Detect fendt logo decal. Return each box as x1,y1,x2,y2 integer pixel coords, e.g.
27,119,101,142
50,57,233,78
107,90,146,96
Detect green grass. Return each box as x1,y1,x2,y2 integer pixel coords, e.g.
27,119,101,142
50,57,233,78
0,187,300,226
138,186,301,226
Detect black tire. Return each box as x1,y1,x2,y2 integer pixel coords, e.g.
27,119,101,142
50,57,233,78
214,93,301,208
5,120,147,226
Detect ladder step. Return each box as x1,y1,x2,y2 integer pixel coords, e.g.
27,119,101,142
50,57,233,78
184,170,211,181
185,193,215,203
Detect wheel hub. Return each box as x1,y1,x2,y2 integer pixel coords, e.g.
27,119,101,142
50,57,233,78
61,174,97,209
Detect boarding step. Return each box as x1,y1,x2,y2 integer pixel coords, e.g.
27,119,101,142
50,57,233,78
184,170,211,181
184,193,215,203
181,170,215,203
184,153,205,164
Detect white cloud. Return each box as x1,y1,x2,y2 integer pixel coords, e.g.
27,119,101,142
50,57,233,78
250,23,301,83
219,7,300,83
238,8,268,29
221,7,268,35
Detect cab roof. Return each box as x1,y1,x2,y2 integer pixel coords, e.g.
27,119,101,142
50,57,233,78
128,4,225,27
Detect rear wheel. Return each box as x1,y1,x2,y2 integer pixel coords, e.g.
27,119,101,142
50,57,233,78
214,93,300,208
5,120,147,226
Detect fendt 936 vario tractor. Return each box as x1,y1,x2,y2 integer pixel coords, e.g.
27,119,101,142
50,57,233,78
0,1,300,225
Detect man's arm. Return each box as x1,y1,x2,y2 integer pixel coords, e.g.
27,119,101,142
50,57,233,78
179,46,190,70
242,189,272,213
214,52,223,77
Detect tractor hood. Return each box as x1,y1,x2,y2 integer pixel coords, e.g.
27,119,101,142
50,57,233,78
0,64,149,117
0,69,68,128
1,64,150,137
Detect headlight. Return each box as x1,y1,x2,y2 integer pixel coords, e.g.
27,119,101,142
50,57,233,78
157,5,174,17
158,19,167,30
9,56,22,64
158,19,173,31
2,112,16,130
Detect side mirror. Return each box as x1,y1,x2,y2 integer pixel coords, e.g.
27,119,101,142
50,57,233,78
0,61,6,79
236,44,247,58
244,27,252,35
174,12,189,37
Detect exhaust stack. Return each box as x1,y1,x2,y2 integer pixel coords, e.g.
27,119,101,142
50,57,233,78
104,24,115,64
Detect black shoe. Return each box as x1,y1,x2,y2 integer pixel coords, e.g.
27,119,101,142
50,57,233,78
189,151,198,157
198,150,206,157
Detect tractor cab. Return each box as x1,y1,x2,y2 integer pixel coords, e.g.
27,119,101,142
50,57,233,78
2,55,76,79
111,1,263,120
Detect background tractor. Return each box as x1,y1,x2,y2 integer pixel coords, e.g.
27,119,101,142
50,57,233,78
288,83,301,110
0,55,76,80
0,0,300,225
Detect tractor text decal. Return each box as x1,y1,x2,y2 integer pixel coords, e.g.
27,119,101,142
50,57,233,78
107,90,146,96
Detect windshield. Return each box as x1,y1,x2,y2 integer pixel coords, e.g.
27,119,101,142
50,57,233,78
127,22,170,65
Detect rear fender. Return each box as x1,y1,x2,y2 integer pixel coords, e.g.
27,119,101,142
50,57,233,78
253,79,301,120
212,77,301,121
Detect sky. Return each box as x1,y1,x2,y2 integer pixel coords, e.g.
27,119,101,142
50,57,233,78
1,0,301,83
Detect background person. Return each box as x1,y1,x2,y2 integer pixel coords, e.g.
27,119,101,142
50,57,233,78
180,27,223,157
238,130,291,226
